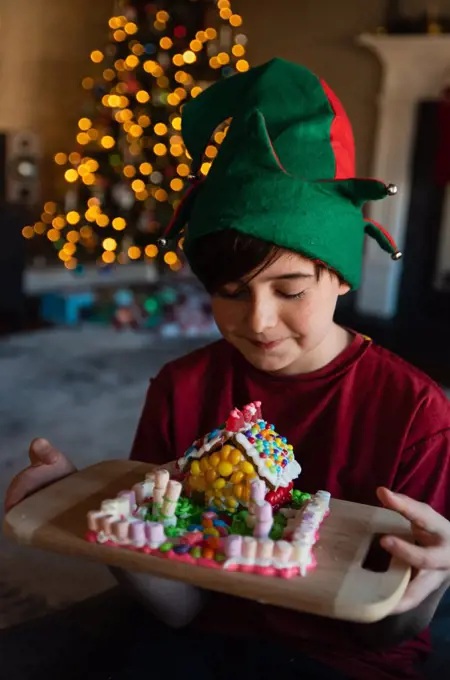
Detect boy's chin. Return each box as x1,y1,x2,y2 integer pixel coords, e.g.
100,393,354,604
239,346,295,374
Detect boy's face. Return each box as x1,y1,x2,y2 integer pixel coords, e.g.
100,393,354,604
211,251,350,375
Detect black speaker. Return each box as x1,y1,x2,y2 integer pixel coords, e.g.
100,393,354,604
0,202,28,331
3,130,41,206
0,131,40,331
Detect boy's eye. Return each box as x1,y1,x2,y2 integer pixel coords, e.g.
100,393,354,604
278,290,306,300
216,288,306,300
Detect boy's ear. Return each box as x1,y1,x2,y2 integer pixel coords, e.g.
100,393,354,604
337,280,351,296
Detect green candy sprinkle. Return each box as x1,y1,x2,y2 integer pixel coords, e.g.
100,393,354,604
159,542,174,553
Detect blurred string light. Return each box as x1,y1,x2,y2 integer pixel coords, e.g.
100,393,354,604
30,0,248,269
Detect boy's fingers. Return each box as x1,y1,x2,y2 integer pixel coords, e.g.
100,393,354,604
5,445,76,513
29,438,60,466
391,569,447,614
5,465,58,513
380,535,450,571
377,487,448,535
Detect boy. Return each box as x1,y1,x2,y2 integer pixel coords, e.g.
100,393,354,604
5,59,450,679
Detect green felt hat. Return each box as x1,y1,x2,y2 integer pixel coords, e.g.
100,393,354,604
161,58,401,288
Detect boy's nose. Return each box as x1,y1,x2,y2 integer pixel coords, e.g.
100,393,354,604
247,297,277,335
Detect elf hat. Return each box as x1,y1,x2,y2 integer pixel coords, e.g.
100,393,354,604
160,57,401,289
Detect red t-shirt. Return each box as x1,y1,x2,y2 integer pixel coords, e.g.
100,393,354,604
130,334,450,680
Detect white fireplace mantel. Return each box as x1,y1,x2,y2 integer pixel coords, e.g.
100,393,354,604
356,33,450,318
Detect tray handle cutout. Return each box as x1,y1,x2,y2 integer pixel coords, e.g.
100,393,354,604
362,533,391,573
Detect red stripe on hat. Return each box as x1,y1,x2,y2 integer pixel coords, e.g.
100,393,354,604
161,180,202,238
267,136,289,174
259,112,289,175
364,218,398,251
319,79,355,180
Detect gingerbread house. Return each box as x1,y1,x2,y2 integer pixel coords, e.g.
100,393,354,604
177,402,301,512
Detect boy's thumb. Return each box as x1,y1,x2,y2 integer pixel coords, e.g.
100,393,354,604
29,438,60,466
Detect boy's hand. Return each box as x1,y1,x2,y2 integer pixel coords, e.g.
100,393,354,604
4,438,77,513
377,487,450,614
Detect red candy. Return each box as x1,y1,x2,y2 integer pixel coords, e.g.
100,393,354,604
197,557,221,569
206,536,221,550
202,547,215,560
180,530,203,546
218,513,232,525
226,408,245,432
216,526,229,537
254,401,262,419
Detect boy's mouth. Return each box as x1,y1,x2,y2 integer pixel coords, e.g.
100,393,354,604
248,339,286,351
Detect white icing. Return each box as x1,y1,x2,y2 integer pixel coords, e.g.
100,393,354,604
223,555,314,573
177,434,224,470
284,492,330,546
178,420,301,492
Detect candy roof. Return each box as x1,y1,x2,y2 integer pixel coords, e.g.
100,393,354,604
178,402,301,490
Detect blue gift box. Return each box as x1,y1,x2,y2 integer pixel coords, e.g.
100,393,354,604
40,291,95,325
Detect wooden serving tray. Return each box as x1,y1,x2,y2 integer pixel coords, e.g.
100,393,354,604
2,460,413,623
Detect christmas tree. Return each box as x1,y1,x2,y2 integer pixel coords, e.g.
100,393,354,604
26,0,248,273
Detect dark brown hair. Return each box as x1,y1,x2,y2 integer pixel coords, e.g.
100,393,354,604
187,229,341,295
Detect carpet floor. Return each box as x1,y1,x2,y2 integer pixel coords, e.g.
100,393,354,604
0,327,209,628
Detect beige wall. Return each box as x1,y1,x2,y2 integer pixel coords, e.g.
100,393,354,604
2,0,450,198
0,0,113,197
234,0,388,175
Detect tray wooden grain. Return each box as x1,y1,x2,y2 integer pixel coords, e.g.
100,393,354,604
2,459,413,622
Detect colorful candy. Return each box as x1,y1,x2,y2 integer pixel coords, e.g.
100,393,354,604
161,480,182,526
112,520,129,542
100,514,115,534
152,486,165,517
242,536,257,562
128,520,146,545
257,538,274,562
179,401,302,515
218,461,233,477
146,522,165,548
220,445,232,460
159,541,174,553
206,469,217,483
155,469,170,489
190,460,201,476
174,543,191,554
117,490,136,512
199,457,210,472
254,501,273,539
88,402,330,579
274,540,292,564
202,547,215,560
209,452,221,468
89,458,329,580
87,511,106,532
224,534,242,559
